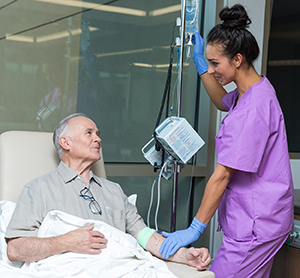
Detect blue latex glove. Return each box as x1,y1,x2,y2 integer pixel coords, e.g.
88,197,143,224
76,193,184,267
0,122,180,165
192,32,208,76
159,217,207,259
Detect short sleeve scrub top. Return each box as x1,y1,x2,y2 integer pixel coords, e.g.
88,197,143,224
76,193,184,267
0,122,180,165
216,76,294,242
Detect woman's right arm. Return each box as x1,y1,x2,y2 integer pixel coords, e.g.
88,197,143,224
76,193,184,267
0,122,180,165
200,72,227,111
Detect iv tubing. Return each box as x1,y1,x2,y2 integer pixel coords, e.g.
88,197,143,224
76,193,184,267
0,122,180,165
147,176,158,227
155,159,169,230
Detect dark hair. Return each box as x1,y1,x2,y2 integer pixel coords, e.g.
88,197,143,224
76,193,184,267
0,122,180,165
207,4,259,66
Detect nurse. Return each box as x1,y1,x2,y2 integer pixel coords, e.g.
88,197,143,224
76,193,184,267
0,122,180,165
159,4,294,277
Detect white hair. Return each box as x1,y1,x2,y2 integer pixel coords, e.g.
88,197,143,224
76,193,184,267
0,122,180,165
53,113,87,158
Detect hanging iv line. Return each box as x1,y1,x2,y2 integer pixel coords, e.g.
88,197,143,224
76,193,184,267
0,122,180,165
185,0,200,60
141,0,204,232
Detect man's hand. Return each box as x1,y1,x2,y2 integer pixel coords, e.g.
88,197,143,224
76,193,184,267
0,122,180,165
185,247,211,270
61,225,107,255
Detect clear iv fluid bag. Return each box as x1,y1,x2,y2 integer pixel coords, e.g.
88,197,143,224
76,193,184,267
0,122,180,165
185,0,199,36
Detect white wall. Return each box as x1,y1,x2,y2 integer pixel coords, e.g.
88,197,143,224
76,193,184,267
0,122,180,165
291,160,300,189
228,0,267,74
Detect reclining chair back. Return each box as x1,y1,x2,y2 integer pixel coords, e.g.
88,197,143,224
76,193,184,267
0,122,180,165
0,130,106,202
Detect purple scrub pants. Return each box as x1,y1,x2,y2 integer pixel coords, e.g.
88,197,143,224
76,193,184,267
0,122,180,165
209,233,288,278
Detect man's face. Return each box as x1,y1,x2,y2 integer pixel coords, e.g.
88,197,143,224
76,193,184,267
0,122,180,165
66,116,101,165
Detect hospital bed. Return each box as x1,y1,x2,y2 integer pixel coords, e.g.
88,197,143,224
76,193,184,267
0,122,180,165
0,130,214,278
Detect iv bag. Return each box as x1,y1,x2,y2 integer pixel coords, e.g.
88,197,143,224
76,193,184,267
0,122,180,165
185,0,200,36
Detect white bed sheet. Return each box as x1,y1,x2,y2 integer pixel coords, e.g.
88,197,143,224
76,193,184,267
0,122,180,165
0,210,177,278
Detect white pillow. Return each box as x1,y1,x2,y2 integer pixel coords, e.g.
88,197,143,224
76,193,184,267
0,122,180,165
0,200,23,267
128,194,137,206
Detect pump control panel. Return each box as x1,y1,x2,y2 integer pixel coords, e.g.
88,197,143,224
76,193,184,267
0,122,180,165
142,117,205,179
154,116,205,164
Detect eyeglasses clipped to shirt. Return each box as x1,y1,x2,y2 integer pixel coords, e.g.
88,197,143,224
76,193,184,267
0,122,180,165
79,187,102,215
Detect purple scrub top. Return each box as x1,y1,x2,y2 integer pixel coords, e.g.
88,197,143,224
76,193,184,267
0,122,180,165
216,76,294,241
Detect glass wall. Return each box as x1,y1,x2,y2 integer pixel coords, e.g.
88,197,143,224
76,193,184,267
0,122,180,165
267,0,300,152
0,0,209,163
0,0,214,239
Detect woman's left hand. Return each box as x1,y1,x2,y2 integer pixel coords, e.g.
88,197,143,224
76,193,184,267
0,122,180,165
159,217,207,259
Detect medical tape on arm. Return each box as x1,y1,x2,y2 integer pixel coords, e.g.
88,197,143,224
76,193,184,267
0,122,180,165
136,227,155,249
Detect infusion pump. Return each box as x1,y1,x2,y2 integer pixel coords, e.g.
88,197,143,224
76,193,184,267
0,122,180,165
142,117,205,179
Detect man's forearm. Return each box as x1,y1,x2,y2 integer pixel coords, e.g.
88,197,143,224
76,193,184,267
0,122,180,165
144,232,172,260
145,232,210,269
7,225,107,263
7,236,67,262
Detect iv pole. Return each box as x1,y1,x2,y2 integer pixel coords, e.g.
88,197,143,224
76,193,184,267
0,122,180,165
171,0,187,232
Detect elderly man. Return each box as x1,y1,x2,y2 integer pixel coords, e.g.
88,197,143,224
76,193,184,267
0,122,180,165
5,113,210,271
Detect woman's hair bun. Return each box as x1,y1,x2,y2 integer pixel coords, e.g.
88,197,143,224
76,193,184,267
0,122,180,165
220,4,251,29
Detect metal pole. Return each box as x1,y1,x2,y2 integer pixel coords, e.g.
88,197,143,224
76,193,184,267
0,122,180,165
171,0,187,232
178,0,186,118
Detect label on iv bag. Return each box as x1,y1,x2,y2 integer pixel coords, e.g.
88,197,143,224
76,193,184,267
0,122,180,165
155,117,205,164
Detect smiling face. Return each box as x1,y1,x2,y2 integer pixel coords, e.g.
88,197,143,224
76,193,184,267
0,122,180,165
64,116,101,165
206,43,238,86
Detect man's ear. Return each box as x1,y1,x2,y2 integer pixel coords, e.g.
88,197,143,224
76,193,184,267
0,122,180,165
59,136,71,151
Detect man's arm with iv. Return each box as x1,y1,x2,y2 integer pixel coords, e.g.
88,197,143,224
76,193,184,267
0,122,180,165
134,229,211,270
